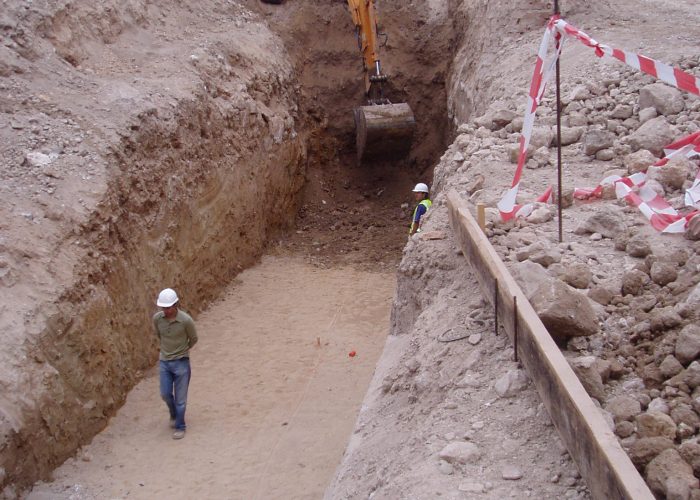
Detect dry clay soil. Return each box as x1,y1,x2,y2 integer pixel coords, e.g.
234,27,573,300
2,0,700,499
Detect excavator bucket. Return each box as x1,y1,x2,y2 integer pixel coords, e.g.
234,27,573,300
354,102,416,162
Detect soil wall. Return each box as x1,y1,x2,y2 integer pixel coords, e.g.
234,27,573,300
0,1,306,494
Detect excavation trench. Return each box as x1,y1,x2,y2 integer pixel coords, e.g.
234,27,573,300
3,0,457,496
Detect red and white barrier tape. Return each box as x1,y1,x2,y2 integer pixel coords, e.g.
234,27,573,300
497,15,700,230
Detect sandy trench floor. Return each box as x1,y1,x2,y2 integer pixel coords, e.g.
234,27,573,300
28,255,396,500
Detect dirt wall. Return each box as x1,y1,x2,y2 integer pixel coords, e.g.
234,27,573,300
0,1,307,494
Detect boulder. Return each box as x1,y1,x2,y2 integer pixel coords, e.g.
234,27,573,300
639,83,686,116
676,325,700,366
624,149,656,175
626,234,652,258
628,437,675,468
582,129,616,156
666,362,700,390
650,261,678,286
605,395,642,422
562,263,592,289
494,369,529,398
670,404,700,431
639,107,658,123
647,162,688,191
645,449,698,499
530,126,555,149
660,355,684,379
611,104,634,120
588,286,615,306
559,127,584,146
685,214,700,241
439,441,481,465
636,411,677,439
679,441,700,476
569,356,606,402
574,211,626,239
650,307,683,333
621,269,650,296
530,280,599,341
627,117,675,156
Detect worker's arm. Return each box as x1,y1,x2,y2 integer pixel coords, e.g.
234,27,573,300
185,317,198,349
409,204,427,235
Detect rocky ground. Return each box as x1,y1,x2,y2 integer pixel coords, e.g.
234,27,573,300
2,0,700,498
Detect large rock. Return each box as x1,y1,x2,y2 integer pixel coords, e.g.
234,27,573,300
475,108,517,130
678,283,700,319
568,356,606,402
627,117,675,156
666,362,700,390
513,260,552,299
639,83,686,116
647,161,688,191
626,234,652,258
438,442,481,465
574,211,626,239
636,411,678,439
621,269,650,296
562,263,592,289
650,261,678,286
559,127,584,146
494,369,529,398
685,214,700,241
529,280,599,341
530,126,555,149
624,149,656,175
582,129,616,156
645,449,698,499
679,441,700,476
676,325,700,366
605,395,642,422
660,355,684,379
628,437,675,468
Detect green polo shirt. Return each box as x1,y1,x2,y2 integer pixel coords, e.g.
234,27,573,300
152,309,198,361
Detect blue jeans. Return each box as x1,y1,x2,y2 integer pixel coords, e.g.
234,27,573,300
159,358,191,431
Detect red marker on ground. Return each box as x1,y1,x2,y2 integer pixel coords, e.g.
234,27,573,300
349,350,356,357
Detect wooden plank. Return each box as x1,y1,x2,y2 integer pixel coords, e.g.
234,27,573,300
446,190,653,500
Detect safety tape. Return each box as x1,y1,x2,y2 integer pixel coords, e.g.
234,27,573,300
497,15,700,231
573,132,700,232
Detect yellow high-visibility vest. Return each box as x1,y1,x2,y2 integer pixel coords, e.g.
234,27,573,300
410,199,432,233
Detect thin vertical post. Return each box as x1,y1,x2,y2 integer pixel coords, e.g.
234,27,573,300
555,0,563,243
494,279,499,336
477,203,486,233
513,296,518,363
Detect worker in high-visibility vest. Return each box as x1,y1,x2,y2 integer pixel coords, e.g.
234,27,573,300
409,183,432,235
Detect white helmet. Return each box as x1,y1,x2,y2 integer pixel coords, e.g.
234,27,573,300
156,288,179,307
412,182,429,193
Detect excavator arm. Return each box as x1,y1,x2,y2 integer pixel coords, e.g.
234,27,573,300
262,0,415,162
345,1,415,162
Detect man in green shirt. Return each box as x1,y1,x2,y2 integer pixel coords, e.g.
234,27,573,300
153,288,198,440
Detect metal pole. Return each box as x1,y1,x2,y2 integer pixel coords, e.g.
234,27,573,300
494,279,499,336
513,296,518,363
555,0,563,243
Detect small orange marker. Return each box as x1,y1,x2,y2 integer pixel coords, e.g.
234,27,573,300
349,350,356,357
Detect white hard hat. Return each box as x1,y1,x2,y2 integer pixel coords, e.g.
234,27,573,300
412,182,429,193
156,288,179,307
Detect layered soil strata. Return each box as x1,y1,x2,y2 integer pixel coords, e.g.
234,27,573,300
1,1,306,493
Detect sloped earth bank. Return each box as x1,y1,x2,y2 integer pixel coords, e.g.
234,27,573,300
28,256,395,500
328,1,700,500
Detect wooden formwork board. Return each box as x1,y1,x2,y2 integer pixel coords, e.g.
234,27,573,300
446,191,653,500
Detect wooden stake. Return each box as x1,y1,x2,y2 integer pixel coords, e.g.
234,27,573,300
477,203,486,233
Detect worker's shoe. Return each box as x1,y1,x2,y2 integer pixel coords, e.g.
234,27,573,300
172,430,185,440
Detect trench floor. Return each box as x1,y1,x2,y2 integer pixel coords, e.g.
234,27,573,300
29,255,395,500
